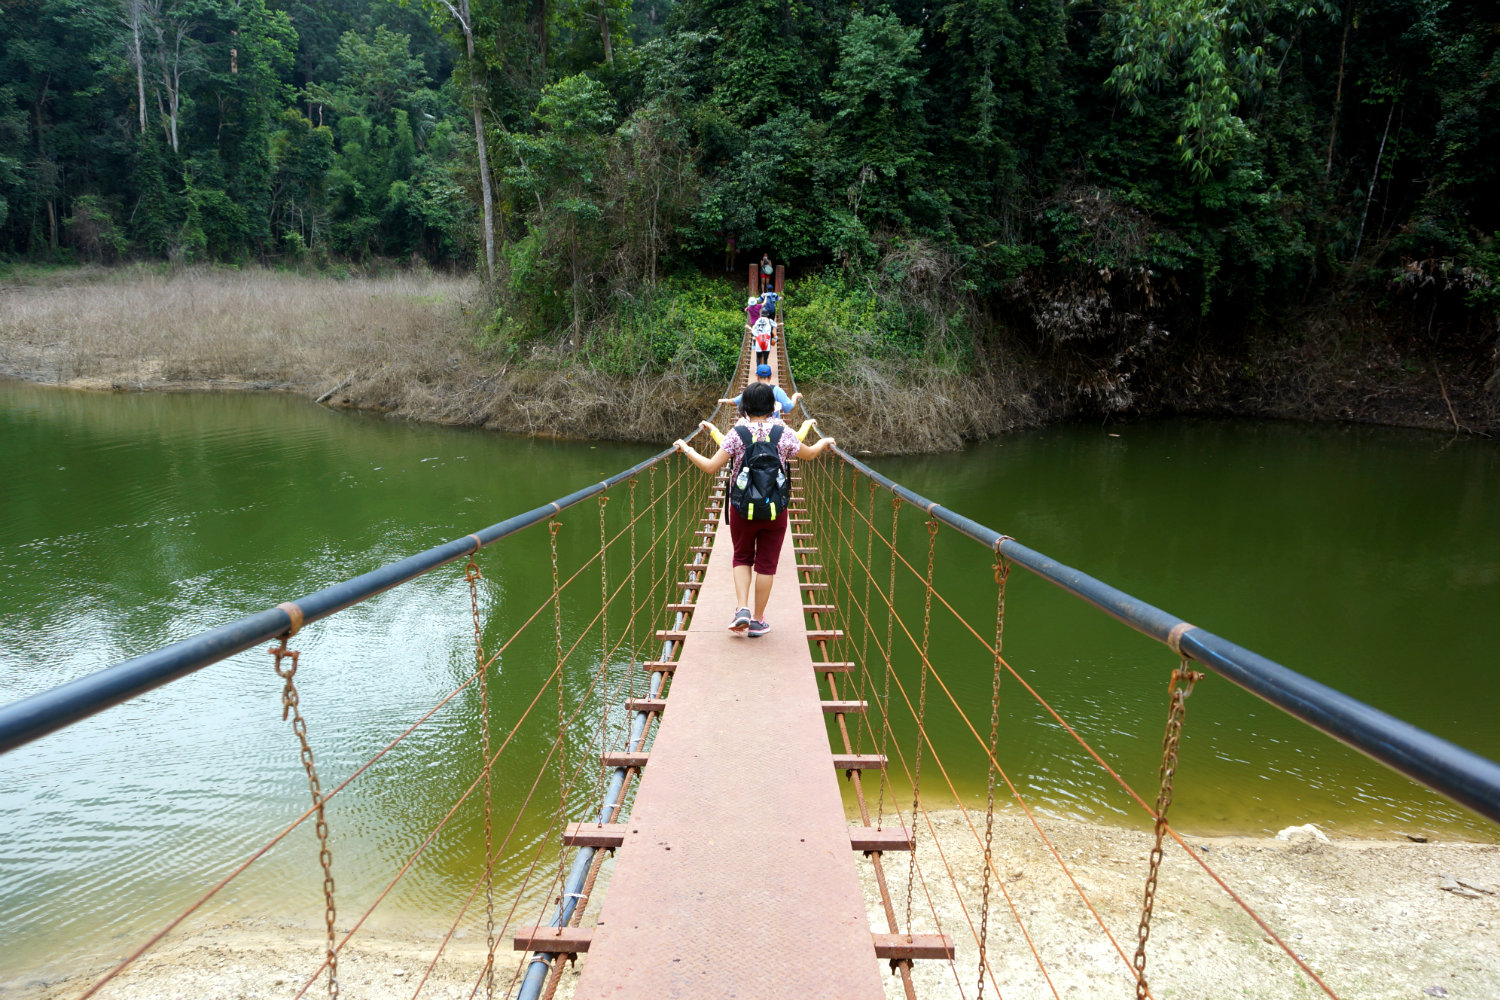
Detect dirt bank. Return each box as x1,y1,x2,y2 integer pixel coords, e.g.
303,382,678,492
1,266,1494,452
9,810,1495,1000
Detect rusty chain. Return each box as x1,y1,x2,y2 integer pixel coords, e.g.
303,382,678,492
876,495,901,828
904,517,939,936
1133,659,1205,999
647,464,658,679
856,477,876,756
595,495,611,811
465,558,497,1000
976,555,1010,1000
549,518,569,911
269,636,339,1000
627,478,639,707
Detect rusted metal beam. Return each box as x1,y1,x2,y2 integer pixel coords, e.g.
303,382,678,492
832,754,885,770
813,661,855,673
624,698,667,714
821,700,867,714
872,933,955,960
514,928,593,953
563,823,626,848
601,752,649,768
850,827,914,852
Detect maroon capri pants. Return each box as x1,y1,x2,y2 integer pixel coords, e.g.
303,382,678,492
728,506,789,575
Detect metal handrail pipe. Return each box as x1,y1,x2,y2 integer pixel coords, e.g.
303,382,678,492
515,608,687,1000
829,446,1500,826
0,447,681,756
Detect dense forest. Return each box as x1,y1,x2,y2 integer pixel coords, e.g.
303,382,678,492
1,0,1496,420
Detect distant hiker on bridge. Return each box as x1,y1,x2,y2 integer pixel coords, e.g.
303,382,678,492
759,253,774,292
751,316,774,366
724,233,738,271
759,288,778,321
673,382,836,637
722,364,801,419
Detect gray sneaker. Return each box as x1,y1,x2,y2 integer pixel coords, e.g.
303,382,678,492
747,618,771,637
728,607,752,633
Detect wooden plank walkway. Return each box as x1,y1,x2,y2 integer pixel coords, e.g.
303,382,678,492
567,497,887,998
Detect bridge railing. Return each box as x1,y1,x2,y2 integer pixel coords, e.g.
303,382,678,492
771,327,1500,828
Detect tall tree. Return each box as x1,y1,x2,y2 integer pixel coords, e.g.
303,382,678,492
425,0,496,282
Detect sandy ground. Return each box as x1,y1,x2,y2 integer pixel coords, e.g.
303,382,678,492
10,809,1496,1000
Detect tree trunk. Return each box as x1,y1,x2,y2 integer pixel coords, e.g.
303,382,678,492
463,25,496,284
599,4,613,65
1353,100,1395,261
130,0,147,134
539,0,548,78
1324,0,1351,178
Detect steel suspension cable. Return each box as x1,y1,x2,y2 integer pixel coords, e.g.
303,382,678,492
826,466,1335,997
838,561,1061,1000
407,532,683,1000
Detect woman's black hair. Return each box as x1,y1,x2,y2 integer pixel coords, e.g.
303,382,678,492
740,381,776,417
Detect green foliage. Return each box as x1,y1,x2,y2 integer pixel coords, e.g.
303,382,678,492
583,274,741,379
784,269,970,382
63,195,129,263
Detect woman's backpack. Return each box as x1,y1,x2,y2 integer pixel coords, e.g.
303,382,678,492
729,425,790,521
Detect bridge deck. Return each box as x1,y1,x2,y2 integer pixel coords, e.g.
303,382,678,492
571,507,885,999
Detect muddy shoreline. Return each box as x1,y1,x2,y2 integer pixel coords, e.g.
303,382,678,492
1,267,1495,452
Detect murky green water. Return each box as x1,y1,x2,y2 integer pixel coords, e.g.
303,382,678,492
1,382,1495,984
809,420,1499,848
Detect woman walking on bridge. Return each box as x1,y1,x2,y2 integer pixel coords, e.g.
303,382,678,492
674,383,836,636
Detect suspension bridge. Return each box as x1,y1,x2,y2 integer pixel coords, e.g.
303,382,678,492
2,263,1498,1000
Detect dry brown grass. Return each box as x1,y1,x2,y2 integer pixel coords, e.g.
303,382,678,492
797,349,1051,454
0,266,1037,452
0,265,481,391
0,266,730,444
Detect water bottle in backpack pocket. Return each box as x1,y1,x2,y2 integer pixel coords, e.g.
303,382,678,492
728,425,791,521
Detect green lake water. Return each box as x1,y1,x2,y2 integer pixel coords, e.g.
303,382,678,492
1,381,1495,983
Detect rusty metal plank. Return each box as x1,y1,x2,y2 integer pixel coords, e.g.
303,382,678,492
813,661,855,673
564,823,627,848
806,629,844,641
872,933,955,960
601,752,649,768
801,604,837,614
514,927,594,954
798,582,829,590
640,660,678,673
665,602,698,613
656,630,688,642
625,698,667,714
849,827,914,852
832,754,886,770
797,564,825,573
821,700,867,714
